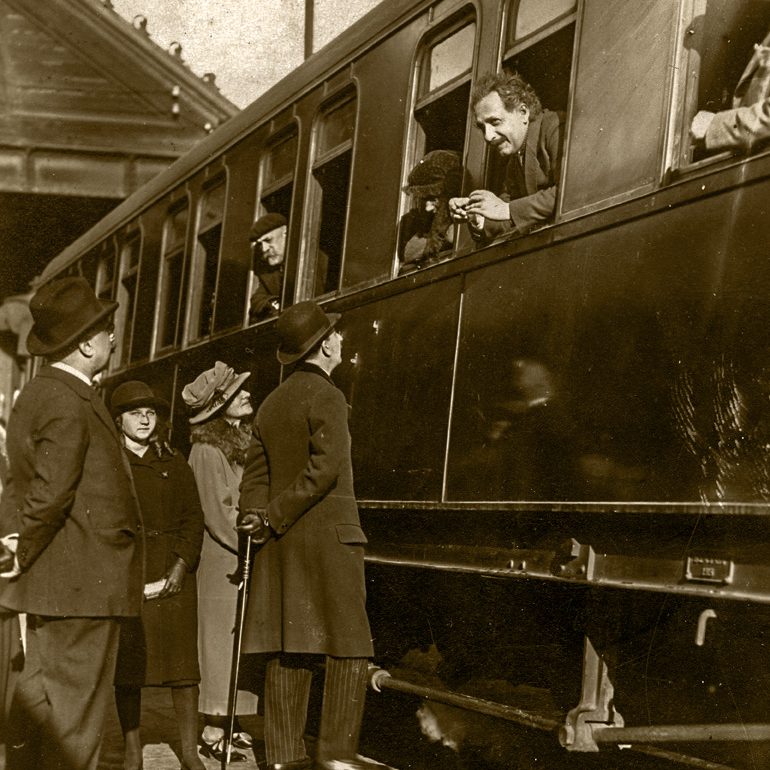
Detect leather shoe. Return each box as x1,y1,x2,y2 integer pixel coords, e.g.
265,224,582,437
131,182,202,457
266,758,312,770
315,758,391,769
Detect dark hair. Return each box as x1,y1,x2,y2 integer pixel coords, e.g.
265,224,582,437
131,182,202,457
471,71,542,120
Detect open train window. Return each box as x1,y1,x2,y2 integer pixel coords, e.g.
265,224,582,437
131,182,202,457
248,129,297,322
113,233,141,368
304,93,356,298
156,204,188,353
677,0,770,166
188,181,226,342
484,0,576,193
398,16,476,271
95,242,116,304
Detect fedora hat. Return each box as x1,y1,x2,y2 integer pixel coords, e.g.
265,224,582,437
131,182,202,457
181,361,251,424
109,381,170,417
26,277,118,356
276,301,340,365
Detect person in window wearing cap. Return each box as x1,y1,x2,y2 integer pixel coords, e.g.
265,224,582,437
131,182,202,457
398,149,462,273
182,362,258,762
109,381,205,770
449,71,565,242
249,213,287,322
238,302,385,770
0,277,143,770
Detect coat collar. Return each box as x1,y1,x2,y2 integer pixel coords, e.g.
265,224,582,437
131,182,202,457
294,361,336,387
38,365,119,440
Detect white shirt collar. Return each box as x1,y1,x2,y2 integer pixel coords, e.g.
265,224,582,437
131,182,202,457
51,361,92,387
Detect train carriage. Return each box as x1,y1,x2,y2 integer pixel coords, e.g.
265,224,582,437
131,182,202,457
37,0,770,767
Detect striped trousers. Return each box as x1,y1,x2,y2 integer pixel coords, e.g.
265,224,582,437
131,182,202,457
264,653,369,764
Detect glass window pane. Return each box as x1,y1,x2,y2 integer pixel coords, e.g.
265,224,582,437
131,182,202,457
158,206,188,351
265,133,297,186
426,24,475,93
514,0,575,41
96,249,115,300
317,99,356,156
199,183,225,230
167,207,187,253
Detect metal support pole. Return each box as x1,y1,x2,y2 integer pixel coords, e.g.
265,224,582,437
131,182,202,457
560,634,623,751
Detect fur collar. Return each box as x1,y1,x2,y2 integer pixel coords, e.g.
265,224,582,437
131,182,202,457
190,417,252,466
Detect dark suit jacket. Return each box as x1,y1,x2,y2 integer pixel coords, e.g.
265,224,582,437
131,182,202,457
0,366,143,617
239,363,373,658
479,109,565,240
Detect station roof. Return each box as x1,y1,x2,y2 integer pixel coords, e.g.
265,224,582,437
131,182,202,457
0,0,239,200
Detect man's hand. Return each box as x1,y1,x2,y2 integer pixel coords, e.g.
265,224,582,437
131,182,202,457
0,535,19,579
691,110,715,143
449,197,470,221
465,189,511,221
236,510,271,544
158,558,186,598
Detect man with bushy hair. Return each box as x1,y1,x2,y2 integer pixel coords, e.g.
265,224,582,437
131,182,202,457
450,71,564,241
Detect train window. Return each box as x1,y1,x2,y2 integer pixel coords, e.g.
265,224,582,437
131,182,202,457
414,20,475,157
156,204,188,353
130,234,160,364
677,0,770,165
95,242,116,302
397,17,476,272
249,129,297,322
113,233,141,368
304,93,356,298
259,130,297,217
188,181,225,341
560,0,678,215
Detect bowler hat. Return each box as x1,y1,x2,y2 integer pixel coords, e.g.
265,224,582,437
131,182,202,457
250,212,287,242
181,361,251,424
110,381,170,417
26,277,118,356
276,301,340,365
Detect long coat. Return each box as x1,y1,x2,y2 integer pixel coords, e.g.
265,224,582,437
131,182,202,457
188,420,259,716
479,109,565,239
0,366,143,617
115,448,203,686
239,363,373,659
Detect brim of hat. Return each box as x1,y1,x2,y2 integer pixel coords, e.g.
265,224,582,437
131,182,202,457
26,299,118,356
111,394,170,418
188,370,251,424
276,313,340,366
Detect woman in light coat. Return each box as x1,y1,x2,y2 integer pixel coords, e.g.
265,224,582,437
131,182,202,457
182,362,258,762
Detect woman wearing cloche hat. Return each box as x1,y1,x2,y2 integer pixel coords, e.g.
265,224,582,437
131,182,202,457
182,362,258,760
109,381,205,770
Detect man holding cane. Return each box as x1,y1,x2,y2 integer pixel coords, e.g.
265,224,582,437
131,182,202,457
238,301,384,770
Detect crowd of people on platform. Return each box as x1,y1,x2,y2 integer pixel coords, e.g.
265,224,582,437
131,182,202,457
1,46,769,768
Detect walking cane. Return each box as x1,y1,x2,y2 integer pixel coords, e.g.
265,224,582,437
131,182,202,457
221,534,254,769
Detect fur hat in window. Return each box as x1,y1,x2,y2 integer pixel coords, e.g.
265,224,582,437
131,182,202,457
402,151,462,264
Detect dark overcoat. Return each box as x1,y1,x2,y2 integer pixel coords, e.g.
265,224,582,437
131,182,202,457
115,448,203,686
0,366,143,617
239,363,373,658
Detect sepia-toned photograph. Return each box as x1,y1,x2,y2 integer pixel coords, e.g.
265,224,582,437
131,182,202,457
0,1,769,768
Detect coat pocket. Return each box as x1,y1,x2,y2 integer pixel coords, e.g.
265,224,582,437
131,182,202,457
335,523,368,545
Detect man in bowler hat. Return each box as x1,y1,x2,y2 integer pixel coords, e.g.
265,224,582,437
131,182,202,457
238,301,385,770
0,277,143,769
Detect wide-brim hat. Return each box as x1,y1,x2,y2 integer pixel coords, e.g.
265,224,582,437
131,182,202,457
276,301,340,365
26,276,118,356
109,380,170,417
182,361,251,424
